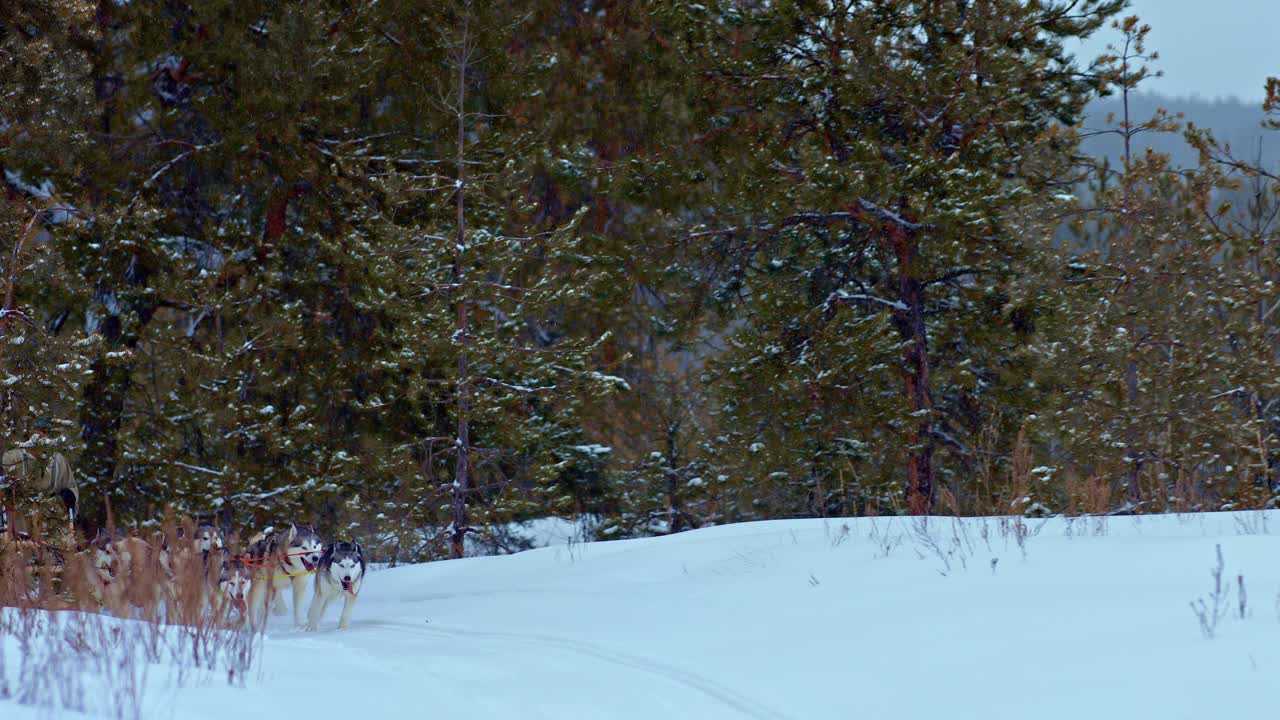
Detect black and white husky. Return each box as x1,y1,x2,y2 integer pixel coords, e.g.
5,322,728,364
215,549,253,625
158,521,223,579
306,540,365,631
246,524,325,628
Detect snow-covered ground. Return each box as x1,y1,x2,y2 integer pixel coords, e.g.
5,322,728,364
464,514,599,556
6,511,1280,719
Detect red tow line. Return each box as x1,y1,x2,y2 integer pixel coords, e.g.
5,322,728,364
237,548,314,567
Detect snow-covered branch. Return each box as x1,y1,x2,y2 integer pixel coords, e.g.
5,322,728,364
686,211,855,240
172,461,225,477
688,201,932,242
855,199,929,233
823,289,909,313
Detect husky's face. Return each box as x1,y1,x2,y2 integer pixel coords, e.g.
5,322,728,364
288,525,324,571
326,541,364,594
89,530,128,583
92,546,115,581
219,556,252,609
195,523,223,554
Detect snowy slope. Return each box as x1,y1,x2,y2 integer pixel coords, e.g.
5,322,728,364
6,511,1280,719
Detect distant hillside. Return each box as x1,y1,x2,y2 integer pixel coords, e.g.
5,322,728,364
1080,92,1276,170
1056,93,1280,246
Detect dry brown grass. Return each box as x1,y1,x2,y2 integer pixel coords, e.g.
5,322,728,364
935,485,960,517
973,412,1003,514
1065,473,1112,516
0,517,264,719
1003,426,1033,515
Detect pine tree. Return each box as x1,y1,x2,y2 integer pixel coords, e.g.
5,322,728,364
664,0,1124,516
1161,71,1280,508
1,0,632,549
356,0,622,558
505,2,721,536
1027,19,1280,513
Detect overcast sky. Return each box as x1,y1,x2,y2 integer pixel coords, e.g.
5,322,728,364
1072,0,1278,103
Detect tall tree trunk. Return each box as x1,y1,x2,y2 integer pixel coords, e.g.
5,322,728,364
79,357,132,530
1124,341,1141,505
890,229,935,515
665,422,682,533
448,16,472,560
1119,43,1142,507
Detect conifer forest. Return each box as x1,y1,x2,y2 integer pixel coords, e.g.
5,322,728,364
4,0,1280,562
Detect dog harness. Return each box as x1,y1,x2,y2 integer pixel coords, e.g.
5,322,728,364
239,548,318,580
277,556,317,579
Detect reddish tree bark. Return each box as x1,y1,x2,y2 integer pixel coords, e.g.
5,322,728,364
887,222,935,515
261,182,308,262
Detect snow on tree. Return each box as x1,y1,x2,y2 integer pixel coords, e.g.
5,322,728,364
662,0,1125,516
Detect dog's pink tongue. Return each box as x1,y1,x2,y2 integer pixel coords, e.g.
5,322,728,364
342,578,353,593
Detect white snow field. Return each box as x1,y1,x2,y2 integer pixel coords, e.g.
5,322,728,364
5,511,1280,719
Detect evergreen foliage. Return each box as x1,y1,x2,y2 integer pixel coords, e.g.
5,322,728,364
2,1,1280,554
661,0,1125,517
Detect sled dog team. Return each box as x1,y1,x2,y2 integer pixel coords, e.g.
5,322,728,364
86,522,366,631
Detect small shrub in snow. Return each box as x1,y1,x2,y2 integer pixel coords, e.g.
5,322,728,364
1237,574,1248,620
1232,511,1270,536
824,521,851,548
865,518,903,559
1189,544,1230,639
910,516,976,576
998,515,1032,559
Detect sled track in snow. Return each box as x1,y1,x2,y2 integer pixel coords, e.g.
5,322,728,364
364,619,795,720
